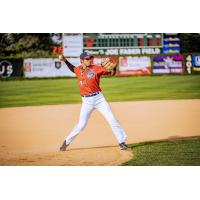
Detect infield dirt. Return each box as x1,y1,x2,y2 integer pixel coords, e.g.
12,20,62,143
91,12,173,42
0,99,199,165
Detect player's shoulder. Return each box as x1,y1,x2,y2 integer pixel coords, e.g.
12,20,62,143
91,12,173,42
76,65,82,69
73,65,82,75
74,65,82,72
90,64,103,69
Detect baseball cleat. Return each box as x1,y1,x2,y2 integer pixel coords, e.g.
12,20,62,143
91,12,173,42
119,142,132,151
59,140,69,151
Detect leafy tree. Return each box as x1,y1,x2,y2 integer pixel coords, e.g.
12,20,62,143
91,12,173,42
180,33,200,53
0,33,54,57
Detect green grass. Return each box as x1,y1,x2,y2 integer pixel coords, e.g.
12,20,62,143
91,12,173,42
123,137,200,166
0,75,200,108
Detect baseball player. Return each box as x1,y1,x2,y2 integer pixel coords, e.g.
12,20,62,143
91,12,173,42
59,52,131,151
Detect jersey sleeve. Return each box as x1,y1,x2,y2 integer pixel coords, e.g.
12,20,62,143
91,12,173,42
96,65,110,76
64,60,75,73
73,66,80,76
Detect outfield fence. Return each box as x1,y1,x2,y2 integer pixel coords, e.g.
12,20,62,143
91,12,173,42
0,54,200,79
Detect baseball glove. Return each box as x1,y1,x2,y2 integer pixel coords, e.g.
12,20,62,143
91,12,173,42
101,58,117,72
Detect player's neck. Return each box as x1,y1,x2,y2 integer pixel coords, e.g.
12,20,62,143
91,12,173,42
82,65,87,69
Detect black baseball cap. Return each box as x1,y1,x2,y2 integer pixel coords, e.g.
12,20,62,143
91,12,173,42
80,52,93,60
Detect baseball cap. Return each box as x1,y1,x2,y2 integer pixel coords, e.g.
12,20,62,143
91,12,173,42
80,52,93,60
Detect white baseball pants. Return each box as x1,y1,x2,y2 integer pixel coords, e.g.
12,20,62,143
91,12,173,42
65,92,127,145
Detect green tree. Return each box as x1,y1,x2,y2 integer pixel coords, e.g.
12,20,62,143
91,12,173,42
180,33,200,53
0,33,54,57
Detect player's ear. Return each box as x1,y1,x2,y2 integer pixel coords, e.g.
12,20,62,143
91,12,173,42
80,59,84,64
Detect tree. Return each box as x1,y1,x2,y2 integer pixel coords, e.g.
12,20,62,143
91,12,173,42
0,33,54,57
180,33,200,53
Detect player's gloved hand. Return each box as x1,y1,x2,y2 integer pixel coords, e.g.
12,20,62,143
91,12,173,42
101,58,117,72
59,54,66,62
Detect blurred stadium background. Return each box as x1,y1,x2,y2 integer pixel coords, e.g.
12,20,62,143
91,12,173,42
0,33,200,79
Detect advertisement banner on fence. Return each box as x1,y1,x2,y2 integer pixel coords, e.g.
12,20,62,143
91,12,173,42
118,56,151,75
91,57,105,65
91,56,118,65
192,55,200,71
24,58,80,78
0,59,23,78
153,55,183,74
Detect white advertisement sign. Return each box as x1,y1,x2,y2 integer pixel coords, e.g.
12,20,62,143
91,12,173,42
118,56,151,75
24,58,81,78
63,34,83,57
91,57,112,65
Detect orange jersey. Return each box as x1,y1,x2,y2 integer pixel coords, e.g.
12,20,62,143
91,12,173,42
74,65,110,96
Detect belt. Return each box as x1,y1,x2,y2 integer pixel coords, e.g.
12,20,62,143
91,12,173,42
82,92,99,98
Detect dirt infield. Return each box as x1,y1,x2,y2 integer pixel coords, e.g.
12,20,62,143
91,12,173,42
0,99,200,165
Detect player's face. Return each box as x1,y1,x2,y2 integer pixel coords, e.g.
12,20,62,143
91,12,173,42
82,56,91,67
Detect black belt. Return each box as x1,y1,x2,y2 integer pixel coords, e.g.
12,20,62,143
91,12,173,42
82,92,99,98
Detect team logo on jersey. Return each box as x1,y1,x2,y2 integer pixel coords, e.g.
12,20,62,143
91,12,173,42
87,69,94,78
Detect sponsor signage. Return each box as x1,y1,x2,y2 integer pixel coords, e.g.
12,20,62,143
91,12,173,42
24,58,81,78
118,56,151,75
0,59,23,78
153,55,183,74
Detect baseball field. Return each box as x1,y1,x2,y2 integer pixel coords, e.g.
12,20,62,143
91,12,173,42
0,75,200,165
